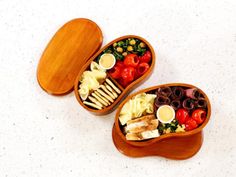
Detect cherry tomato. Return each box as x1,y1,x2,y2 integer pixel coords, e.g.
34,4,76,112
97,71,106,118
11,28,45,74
137,63,150,76
185,118,198,131
115,60,124,68
108,61,124,79
118,78,131,87
121,66,135,83
108,65,122,79
192,109,206,125
124,54,139,68
134,68,139,79
139,51,152,63
176,108,189,124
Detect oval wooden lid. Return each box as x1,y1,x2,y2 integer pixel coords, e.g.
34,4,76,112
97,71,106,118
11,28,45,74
37,18,103,95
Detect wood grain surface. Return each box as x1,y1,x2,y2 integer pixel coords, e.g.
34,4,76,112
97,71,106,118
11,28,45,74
112,125,203,160
37,18,103,95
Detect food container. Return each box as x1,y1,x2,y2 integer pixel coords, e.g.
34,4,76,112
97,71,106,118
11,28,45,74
37,18,211,159
37,18,155,115
112,83,211,159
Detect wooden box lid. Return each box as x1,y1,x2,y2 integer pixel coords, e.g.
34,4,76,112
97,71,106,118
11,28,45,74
37,18,103,95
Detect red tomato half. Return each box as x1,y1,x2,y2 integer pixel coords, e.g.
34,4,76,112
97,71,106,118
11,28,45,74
121,67,135,83
137,63,150,76
139,51,151,63
185,118,198,131
108,66,122,79
192,109,206,125
115,60,124,68
108,61,124,79
118,78,131,87
124,54,139,68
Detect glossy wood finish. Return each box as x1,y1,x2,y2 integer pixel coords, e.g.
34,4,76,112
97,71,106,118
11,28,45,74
112,83,211,159
112,125,203,159
74,35,155,115
37,18,103,95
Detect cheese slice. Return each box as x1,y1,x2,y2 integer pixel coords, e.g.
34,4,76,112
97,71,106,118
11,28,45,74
79,62,106,100
90,61,105,71
78,85,89,100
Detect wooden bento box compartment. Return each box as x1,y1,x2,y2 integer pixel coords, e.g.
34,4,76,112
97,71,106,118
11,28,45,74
112,83,211,159
74,35,155,115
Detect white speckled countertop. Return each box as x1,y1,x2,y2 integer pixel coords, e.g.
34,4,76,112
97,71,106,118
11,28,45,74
0,0,235,176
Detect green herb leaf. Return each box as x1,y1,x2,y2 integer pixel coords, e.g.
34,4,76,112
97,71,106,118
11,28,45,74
117,41,125,47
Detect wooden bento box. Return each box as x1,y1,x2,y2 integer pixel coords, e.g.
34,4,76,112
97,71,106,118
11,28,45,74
37,18,211,159
37,18,155,115
112,83,211,159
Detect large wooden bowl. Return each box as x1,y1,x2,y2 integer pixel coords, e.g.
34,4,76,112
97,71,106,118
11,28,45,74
112,83,211,159
74,35,155,115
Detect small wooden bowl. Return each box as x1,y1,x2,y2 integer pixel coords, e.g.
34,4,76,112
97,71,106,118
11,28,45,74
74,35,156,115
112,83,211,159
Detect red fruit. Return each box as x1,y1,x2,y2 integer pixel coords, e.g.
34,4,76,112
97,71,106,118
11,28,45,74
124,54,139,68
192,109,206,125
118,78,130,87
108,61,124,79
134,68,139,79
115,60,124,68
176,108,189,125
185,118,198,131
137,63,150,76
108,66,122,79
121,67,135,83
139,51,152,63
